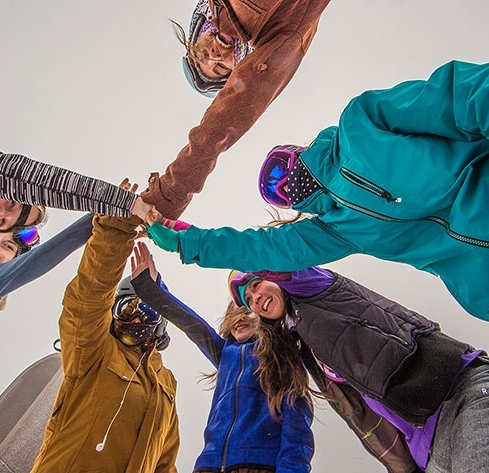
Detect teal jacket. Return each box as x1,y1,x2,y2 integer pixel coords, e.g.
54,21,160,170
177,60,489,321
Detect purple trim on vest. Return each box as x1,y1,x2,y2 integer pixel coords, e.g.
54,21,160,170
363,349,484,469
276,266,334,298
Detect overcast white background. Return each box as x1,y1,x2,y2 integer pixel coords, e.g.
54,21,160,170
1,1,488,471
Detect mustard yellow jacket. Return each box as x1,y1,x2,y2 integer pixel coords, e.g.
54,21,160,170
31,214,179,473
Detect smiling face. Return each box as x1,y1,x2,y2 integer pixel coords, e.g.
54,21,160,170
230,312,260,343
0,232,19,263
245,279,286,321
0,199,40,231
193,30,235,79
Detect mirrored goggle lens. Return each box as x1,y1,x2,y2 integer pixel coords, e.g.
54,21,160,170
114,297,162,325
137,301,162,325
259,159,289,208
16,226,40,246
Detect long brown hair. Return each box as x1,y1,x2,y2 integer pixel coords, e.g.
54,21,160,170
255,318,314,416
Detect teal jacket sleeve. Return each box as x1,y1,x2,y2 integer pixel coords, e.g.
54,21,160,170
0,213,93,297
178,217,352,272
342,60,489,141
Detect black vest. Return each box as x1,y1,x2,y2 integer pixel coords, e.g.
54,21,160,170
290,273,471,425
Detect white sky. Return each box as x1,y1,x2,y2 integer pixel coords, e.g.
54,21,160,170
1,1,488,471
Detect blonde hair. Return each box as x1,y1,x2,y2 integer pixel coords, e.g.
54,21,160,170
170,19,207,66
259,206,307,229
7,205,47,233
198,301,256,387
31,205,48,227
218,301,255,339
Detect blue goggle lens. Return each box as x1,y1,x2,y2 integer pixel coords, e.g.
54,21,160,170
259,155,290,208
16,226,40,246
114,297,162,325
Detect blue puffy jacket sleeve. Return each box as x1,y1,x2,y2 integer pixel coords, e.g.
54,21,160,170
131,269,225,367
0,213,93,298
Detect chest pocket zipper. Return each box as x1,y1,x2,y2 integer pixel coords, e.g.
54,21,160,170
350,317,411,347
340,168,402,203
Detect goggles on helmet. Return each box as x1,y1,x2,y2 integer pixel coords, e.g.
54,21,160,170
112,296,162,325
258,145,305,209
227,270,258,310
182,56,228,98
113,319,160,347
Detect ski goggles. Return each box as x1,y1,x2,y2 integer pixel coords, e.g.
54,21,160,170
16,226,40,246
113,296,162,325
227,270,258,309
13,226,40,255
258,145,302,208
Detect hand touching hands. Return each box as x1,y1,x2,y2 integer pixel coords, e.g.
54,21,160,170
119,178,154,222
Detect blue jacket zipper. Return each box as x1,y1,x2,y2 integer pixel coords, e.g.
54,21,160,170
220,344,246,472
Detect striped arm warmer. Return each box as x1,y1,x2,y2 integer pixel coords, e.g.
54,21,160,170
0,153,138,217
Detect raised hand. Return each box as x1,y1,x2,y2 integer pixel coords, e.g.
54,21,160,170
131,241,158,281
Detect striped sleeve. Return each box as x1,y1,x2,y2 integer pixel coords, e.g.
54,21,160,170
0,153,137,217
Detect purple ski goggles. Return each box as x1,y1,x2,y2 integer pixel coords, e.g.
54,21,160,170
258,145,305,208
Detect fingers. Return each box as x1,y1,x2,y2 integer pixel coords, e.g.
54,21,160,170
119,178,130,189
136,228,149,239
145,212,157,226
119,178,139,193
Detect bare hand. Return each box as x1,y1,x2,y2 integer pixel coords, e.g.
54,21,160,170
131,241,158,281
119,178,138,193
131,196,154,221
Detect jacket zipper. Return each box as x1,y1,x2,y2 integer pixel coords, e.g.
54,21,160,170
349,317,411,347
326,190,489,248
339,167,402,203
300,159,489,248
220,344,246,472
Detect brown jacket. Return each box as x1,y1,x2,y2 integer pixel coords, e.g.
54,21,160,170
31,215,179,473
142,0,331,219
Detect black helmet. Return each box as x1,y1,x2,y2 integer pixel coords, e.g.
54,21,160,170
112,276,170,350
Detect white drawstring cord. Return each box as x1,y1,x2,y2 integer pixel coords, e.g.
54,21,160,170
95,353,145,452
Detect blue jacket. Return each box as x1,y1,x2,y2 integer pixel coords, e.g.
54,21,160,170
132,270,314,473
178,60,489,321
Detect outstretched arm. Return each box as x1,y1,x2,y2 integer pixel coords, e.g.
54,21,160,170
145,217,352,273
0,213,93,298
131,241,225,366
343,60,489,140
140,0,332,219
0,153,138,217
